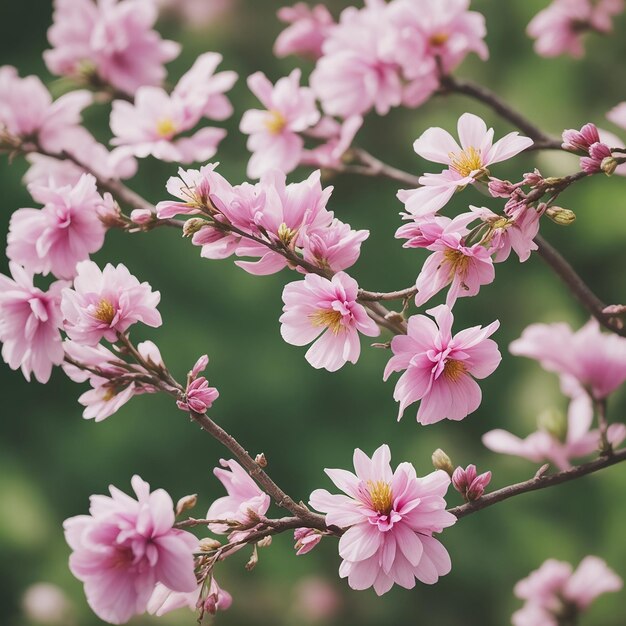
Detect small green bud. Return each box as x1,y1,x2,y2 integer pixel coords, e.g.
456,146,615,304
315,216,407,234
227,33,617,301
431,449,454,476
601,156,618,176
546,206,576,225
182,218,206,237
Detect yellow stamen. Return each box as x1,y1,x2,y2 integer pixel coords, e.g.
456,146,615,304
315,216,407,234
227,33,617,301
156,118,177,138
309,309,344,334
449,146,484,178
430,32,449,46
443,359,467,382
367,480,393,516
264,110,287,135
93,299,116,324
442,249,471,281
491,217,511,230
278,222,297,245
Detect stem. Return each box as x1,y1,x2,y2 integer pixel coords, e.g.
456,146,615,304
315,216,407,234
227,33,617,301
595,398,611,456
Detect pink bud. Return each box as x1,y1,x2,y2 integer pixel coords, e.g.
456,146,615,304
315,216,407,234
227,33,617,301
487,178,516,198
523,169,544,186
294,527,323,555
130,208,154,225
562,123,600,152
452,464,491,501
177,377,219,414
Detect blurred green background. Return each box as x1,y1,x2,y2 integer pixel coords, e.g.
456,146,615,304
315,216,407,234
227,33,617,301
1,1,626,624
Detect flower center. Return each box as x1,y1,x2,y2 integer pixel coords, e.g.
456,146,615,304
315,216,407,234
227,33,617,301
449,146,484,177
367,480,393,516
156,118,177,138
309,309,345,334
264,110,287,135
442,248,471,280
443,359,467,382
93,299,116,324
430,32,449,46
277,222,297,245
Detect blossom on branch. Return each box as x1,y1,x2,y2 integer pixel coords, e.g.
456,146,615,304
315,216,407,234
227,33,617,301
309,444,456,595
148,579,232,617
384,305,501,424
176,354,219,414
280,272,380,372
274,3,334,59
64,475,198,625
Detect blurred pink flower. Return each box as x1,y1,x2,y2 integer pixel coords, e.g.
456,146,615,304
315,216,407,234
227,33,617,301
61,260,162,345
607,102,626,129
7,174,107,279
45,0,180,95
384,305,501,424
0,263,67,383
483,395,626,470
0,66,92,154
400,113,533,217
300,115,363,170
527,0,624,59
512,556,622,625
240,70,320,178
176,354,219,414
451,464,491,501
206,459,271,535
64,475,198,624
293,576,341,621
310,444,456,595
280,272,380,372
274,3,334,59
510,319,626,399
148,578,232,617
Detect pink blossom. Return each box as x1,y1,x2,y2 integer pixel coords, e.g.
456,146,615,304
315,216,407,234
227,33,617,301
451,464,491,501
64,475,198,624
607,102,626,129
400,113,534,217
384,305,501,424
527,0,624,59
309,444,456,595
45,0,180,96
7,174,107,279
300,115,363,170
512,556,622,625
62,340,160,421
483,395,626,470
395,215,451,249
293,577,341,621
61,260,162,345
110,53,235,163
240,70,320,178
294,527,323,555
176,355,219,414
274,4,334,59
413,213,496,307
510,319,626,399
562,122,601,152
206,459,271,535
0,66,92,154
280,272,380,372
148,578,232,617
0,263,67,383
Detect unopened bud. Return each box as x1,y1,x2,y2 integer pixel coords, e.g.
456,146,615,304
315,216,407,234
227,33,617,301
245,545,259,571
537,408,567,441
257,536,273,548
255,453,267,468
452,464,492,501
129,208,153,225
183,218,206,237
542,176,564,187
199,538,222,552
431,449,454,476
601,156,618,176
175,494,198,516
546,206,576,225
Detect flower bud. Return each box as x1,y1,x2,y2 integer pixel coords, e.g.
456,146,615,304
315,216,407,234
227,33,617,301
431,449,454,475
601,156,618,176
523,169,543,186
255,453,267,467
487,178,516,198
245,545,259,571
546,206,576,225
175,494,198,516
129,208,153,225
257,536,273,548
452,464,491,501
183,218,207,237
199,538,222,552
294,528,323,555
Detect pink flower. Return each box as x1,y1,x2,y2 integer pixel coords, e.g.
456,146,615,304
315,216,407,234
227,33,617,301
510,319,626,400
61,260,162,345
512,556,622,625
44,0,180,96
384,305,501,424
62,340,160,421
0,263,67,383
451,464,491,501
64,475,198,624
293,577,341,621
0,66,92,154
527,0,624,59
176,355,219,414
483,395,626,470
412,213,496,307
294,527,324,555
240,70,320,178
274,3,334,59
400,113,534,218
147,578,232,617
607,102,626,129
110,53,235,163
280,272,380,372
310,444,456,595
206,459,271,535
395,215,451,249
300,115,363,170
562,122,601,152
7,174,107,279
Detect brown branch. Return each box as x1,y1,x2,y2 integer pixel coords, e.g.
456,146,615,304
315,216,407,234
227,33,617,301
449,447,626,519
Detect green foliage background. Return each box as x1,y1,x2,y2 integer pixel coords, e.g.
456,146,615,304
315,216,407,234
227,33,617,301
1,1,626,624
